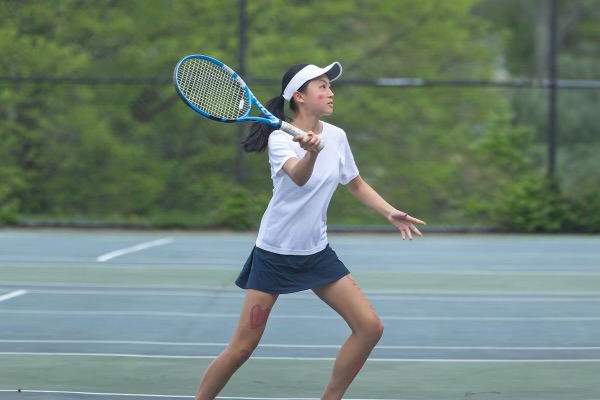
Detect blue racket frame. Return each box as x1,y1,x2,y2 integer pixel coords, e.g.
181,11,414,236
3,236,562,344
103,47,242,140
173,54,281,127
174,54,320,148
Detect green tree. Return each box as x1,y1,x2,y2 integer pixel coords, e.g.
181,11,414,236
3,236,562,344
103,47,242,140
2,0,596,231
476,0,600,228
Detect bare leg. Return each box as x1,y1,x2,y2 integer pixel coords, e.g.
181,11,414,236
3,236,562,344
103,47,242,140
313,275,384,400
195,289,278,400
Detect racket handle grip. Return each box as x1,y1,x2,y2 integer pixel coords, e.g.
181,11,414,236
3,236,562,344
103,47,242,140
280,121,325,150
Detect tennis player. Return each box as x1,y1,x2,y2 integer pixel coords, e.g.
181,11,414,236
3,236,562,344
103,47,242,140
195,62,425,400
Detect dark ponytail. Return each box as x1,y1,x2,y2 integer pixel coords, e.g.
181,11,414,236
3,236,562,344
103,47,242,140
241,63,309,153
241,94,286,153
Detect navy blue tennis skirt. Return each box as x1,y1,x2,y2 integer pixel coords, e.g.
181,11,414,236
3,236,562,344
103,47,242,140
235,244,350,294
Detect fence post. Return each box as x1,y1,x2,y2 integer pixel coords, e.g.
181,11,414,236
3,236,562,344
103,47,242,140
547,0,558,177
236,0,248,185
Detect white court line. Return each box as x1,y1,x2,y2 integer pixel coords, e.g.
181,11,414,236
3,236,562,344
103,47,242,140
0,390,403,400
0,391,194,399
3,389,599,400
0,340,598,351
2,287,599,302
3,259,599,274
0,256,97,263
0,281,600,301
0,289,27,303
96,238,175,262
0,309,598,321
0,281,600,303
371,270,600,277
0,256,240,268
1,352,599,362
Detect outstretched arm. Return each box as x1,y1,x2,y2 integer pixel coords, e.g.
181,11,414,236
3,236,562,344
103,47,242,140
347,175,426,240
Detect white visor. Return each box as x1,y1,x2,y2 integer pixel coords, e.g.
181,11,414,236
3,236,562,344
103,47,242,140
282,62,342,101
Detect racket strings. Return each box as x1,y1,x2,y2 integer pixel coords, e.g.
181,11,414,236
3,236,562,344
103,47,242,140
176,59,250,120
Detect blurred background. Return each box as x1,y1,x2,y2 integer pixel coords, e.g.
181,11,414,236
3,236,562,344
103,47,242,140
1,0,599,233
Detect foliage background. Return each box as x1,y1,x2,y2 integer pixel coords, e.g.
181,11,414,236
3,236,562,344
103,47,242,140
1,0,598,232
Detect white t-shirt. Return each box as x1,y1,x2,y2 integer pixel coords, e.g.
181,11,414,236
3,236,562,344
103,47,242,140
255,121,359,255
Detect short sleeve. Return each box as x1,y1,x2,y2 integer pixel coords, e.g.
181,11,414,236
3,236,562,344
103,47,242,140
339,132,359,184
268,131,298,179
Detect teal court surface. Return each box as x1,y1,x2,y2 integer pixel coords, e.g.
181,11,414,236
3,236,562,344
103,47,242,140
0,229,598,400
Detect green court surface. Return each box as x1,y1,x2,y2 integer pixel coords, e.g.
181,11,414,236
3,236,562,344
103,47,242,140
0,230,598,399
1,356,598,399
1,264,598,292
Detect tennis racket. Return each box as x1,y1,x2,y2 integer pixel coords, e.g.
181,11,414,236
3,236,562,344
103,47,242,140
173,54,324,149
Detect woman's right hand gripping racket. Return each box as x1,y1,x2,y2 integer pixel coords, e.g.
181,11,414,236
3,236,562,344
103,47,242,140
173,54,324,149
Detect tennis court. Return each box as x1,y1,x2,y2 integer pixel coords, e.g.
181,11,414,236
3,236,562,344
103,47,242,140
0,229,598,399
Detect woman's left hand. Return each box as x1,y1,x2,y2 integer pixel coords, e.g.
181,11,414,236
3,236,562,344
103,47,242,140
388,209,426,240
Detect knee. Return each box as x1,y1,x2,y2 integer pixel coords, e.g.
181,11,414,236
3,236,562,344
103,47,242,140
227,341,257,365
371,318,384,340
358,316,384,342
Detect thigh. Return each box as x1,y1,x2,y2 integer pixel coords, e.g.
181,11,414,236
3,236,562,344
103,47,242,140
312,274,380,331
230,289,278,347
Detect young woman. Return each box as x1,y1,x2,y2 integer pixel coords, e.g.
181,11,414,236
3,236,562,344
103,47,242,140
195,62,425,400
